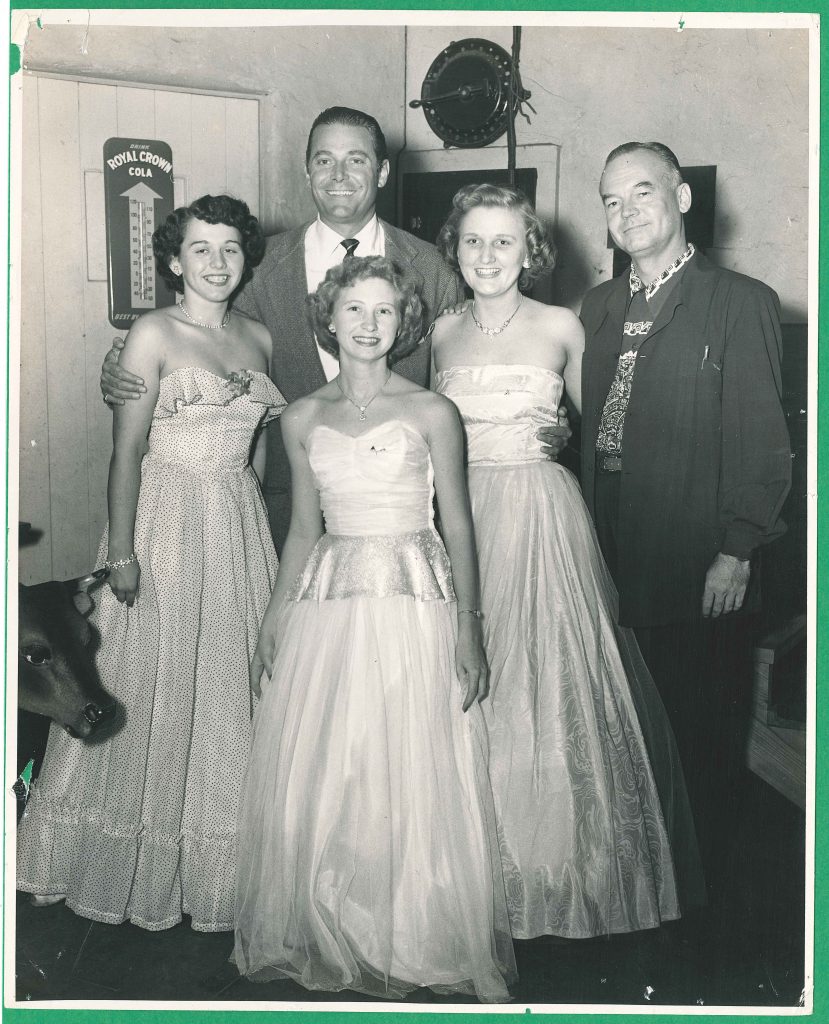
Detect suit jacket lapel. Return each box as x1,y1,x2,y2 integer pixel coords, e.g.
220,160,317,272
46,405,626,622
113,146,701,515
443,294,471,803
636,249,709,350
606,274,628,328
382,221,425,288
270,224,327,400
584,276,628,427
594,273,629,356
640,283,683,348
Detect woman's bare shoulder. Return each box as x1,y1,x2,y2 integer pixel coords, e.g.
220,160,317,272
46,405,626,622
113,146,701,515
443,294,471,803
120,308,174,369
524,297,579,325
524,299,583,347
127,305,175,340
412,387,460,429
280,393,324,437
430,305,467,345
236,314,272,365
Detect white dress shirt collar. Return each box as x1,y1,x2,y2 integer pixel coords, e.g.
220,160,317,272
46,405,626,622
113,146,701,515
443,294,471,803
304,216,385,382
306,214,383,265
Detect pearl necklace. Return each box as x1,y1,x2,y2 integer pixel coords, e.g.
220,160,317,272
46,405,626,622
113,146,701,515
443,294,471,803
179,300,230,330
335,370,391,422
470,298,523,337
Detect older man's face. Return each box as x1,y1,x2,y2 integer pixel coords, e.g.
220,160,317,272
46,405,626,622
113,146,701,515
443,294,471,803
600,150,691,266
306,123,390,235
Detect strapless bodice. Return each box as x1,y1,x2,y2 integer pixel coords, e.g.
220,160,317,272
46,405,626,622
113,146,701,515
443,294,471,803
307,420,435,535
148,366,285,473
289,420,454,603
436,364,564,466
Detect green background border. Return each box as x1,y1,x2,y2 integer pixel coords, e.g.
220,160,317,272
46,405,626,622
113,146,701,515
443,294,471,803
5,2,824,1021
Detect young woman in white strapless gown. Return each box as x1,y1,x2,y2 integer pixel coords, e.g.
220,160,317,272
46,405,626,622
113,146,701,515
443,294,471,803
233,256,515,1002
432,184,703,940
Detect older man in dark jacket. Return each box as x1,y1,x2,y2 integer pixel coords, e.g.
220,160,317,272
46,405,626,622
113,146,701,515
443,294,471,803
580,142,791,896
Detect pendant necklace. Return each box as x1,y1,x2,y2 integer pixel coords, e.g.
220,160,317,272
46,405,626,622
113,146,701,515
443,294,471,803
179,300,230,330
471,298,523,337
336,370,391,422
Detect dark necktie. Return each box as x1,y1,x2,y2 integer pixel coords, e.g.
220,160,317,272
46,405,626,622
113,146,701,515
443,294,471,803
341,238,359,259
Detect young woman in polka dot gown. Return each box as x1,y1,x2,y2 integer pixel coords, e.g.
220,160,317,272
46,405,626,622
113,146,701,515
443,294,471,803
17,196,285,932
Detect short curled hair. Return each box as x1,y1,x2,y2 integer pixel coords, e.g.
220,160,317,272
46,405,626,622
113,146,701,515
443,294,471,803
307,255,424,365
437,183,556,291
153,194,265,295
603,142,684,190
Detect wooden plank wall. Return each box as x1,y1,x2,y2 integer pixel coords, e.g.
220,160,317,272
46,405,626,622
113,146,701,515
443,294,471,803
18,76,51,584
17,76,260,584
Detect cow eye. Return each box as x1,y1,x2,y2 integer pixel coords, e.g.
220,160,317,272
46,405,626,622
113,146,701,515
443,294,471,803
21,644,51,666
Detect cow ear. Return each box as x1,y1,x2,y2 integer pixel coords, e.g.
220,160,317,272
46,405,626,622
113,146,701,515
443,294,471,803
72,592,94,616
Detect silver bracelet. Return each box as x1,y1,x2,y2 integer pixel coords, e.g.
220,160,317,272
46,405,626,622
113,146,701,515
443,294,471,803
104,553,137,571
458,608,483,619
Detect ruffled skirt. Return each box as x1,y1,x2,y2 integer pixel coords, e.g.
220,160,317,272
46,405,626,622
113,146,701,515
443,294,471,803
16,459,277,932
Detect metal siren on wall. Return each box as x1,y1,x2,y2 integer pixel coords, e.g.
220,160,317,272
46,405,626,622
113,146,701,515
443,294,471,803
410,38,530,149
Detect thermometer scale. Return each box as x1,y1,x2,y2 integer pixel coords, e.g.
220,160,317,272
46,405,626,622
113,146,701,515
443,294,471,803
125,184,162,308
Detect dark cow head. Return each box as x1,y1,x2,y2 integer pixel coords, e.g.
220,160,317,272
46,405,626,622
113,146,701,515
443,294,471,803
18,571,122,741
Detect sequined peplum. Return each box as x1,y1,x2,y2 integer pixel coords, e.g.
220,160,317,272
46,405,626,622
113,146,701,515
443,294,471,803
290,530,454,602
234,419,515,1003
287,421,454,603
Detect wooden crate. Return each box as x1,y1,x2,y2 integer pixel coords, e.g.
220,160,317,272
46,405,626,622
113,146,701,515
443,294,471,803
746,614,807,809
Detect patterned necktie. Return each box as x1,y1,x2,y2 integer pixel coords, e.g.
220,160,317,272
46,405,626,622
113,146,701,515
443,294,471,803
341,238,359,259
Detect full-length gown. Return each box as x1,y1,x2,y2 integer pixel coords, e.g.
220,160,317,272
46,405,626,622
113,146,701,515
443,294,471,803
17,366,285,932
233,419,516,1003
436,363,703,940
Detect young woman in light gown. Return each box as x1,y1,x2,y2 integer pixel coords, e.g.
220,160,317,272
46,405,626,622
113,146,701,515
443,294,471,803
233,255,515,1002
17,196,285,932
432,184,704,940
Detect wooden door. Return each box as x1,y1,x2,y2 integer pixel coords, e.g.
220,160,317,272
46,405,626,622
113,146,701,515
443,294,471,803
16,76,261,584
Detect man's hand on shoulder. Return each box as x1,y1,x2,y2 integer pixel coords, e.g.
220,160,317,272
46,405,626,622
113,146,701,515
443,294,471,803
702,552,751,618
100,335,147,406
437,300,470,318
537,405,572,461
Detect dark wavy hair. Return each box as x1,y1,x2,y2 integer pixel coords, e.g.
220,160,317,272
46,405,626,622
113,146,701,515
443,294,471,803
153,194,265,295
305,107,388,168
307,255,424,365
603,142,684,189
437,183,556,291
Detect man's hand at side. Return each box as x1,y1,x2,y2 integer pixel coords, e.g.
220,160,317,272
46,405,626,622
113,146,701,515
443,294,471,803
702,552,751,618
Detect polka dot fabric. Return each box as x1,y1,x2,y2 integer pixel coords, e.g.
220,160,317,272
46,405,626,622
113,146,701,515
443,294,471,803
17,367,285,932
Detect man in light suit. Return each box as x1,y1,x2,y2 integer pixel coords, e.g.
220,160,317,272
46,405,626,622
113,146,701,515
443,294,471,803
101,107,464,551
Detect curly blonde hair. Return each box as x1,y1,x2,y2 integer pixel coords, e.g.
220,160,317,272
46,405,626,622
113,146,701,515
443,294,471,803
307,256,425,365
437,183,556,291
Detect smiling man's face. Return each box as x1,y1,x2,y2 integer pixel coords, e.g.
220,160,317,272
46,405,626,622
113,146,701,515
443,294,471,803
306,123,390,237
600,149,691,270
